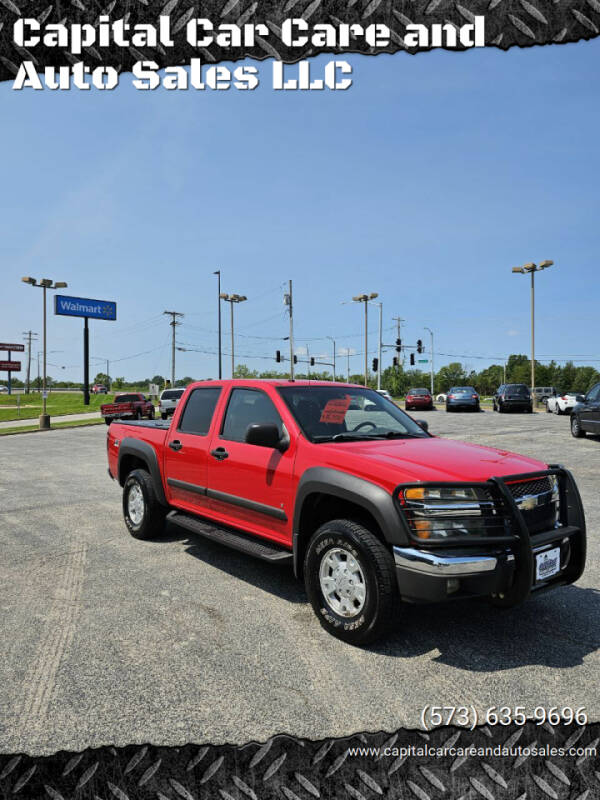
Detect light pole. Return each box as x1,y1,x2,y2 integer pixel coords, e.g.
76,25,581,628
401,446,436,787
220,293,247,377
424,326,434,396
351,292,378,387
326,336,336,381
22,277,68,429
214,270,222,379
511,260,554,402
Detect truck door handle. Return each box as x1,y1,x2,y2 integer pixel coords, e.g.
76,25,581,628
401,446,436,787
210,447,229,461
169,440,183,451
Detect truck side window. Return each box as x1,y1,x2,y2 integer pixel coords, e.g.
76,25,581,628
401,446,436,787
178,388,222,435
221,388,283,443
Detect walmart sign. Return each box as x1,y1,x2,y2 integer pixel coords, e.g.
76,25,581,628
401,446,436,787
54,295,117,321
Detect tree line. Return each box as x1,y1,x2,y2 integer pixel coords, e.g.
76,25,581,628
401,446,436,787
10,355,598,397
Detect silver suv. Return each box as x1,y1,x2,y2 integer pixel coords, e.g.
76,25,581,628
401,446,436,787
159,388,184,420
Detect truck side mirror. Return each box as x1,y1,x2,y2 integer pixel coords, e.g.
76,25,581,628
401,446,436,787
245,423,284,449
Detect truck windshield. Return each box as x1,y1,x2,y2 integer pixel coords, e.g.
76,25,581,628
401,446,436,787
277,386,429,443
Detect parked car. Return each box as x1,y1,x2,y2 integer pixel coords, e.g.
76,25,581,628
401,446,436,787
436,393,447,403
446,386,480,412
159,388,185,419
532,386,558,404
493,384,533,413
0,385,8,393
101,392,155,425
405,388,433,411
546,390,581,416
91,384,108,394
570,382,600,438
375,389,393,401
106,379,586,645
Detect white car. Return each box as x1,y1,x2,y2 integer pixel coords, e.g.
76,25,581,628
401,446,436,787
546,391,580,415
158,388,185,419
0,385,8,393
436,393,447,402
376,389,393,401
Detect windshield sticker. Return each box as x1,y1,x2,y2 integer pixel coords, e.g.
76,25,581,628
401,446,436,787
320,396,351,423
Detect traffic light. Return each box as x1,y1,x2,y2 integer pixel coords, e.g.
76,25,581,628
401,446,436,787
275,350,281,363
395,338,401,353
293,355,298,364
393,357,398,367
372,358,378,372
416,339,423,354
310,357,315,366
410,353,415,366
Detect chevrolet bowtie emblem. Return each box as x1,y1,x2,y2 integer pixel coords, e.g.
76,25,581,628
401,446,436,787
519,495,538,511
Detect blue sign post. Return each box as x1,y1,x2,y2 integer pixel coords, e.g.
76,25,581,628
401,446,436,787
54,294,116,405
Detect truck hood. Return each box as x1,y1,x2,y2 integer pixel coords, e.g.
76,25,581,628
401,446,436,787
319,436,547,487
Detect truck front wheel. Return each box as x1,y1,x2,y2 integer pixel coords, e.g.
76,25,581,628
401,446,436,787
123,468,166,540
304,519,399,645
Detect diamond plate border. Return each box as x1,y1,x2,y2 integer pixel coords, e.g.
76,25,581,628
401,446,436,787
1,0,599,85
1,723,599,800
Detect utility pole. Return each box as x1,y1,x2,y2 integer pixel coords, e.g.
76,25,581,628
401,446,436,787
327,336,336,381
424,327,434,396
22,330,38,394
214,270,222,379
392,317,405,367
352,292,378,387
164,310,184,387
285,280,294,380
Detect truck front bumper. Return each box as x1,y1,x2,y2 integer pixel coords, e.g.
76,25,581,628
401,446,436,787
391,466,586,605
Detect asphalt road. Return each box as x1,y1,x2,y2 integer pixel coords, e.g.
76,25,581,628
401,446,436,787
1,410,598,755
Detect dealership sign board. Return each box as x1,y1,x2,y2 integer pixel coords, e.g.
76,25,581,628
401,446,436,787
0,360,21,371
54,295,117,321
0,343,25,351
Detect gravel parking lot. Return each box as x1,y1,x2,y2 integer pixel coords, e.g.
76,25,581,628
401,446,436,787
1,410,598,755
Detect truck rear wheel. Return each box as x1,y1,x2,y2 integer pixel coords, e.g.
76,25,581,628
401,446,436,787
123,468,166,540
304,519,399,645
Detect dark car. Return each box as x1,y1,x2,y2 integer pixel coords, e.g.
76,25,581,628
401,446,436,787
405,388,434,411
493,384,533,414
570,382,600,438
446,386,480,412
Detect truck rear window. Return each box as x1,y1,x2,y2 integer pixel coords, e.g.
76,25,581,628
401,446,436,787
114,394,140,403
161,390,184,400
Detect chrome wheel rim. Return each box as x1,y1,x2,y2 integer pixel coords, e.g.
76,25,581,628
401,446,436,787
572,417,579,434
127,483,145,526
319,547,366,618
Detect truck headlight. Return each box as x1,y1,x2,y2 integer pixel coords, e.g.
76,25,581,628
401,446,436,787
399,485,507,542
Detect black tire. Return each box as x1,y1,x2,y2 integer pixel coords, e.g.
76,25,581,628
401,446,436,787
161,412,168,420
546,403,552,413
498,403,505,413
304,519,399,645
134,410,141,420
104,418,111,426
122,468,167,540
571,415,586,438
148,407,155,420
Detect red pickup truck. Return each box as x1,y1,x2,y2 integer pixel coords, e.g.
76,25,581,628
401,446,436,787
101,392,155,425
106,380,586,644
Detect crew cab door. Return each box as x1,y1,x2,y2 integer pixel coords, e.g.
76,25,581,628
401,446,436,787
163,386,222,515
206,387,295,546
581,383,600,432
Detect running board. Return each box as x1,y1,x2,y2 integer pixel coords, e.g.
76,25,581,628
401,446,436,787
167,511,293,564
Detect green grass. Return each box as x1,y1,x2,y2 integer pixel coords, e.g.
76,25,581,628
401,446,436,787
0,417,107,435
0,391,123,422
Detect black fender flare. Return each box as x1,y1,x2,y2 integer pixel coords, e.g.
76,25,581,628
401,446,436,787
117,437,168,507
292,467,408,578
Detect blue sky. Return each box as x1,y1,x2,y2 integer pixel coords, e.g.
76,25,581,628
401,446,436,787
1,41,598,383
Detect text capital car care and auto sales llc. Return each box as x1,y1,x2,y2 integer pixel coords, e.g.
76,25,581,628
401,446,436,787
11,16,486,91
